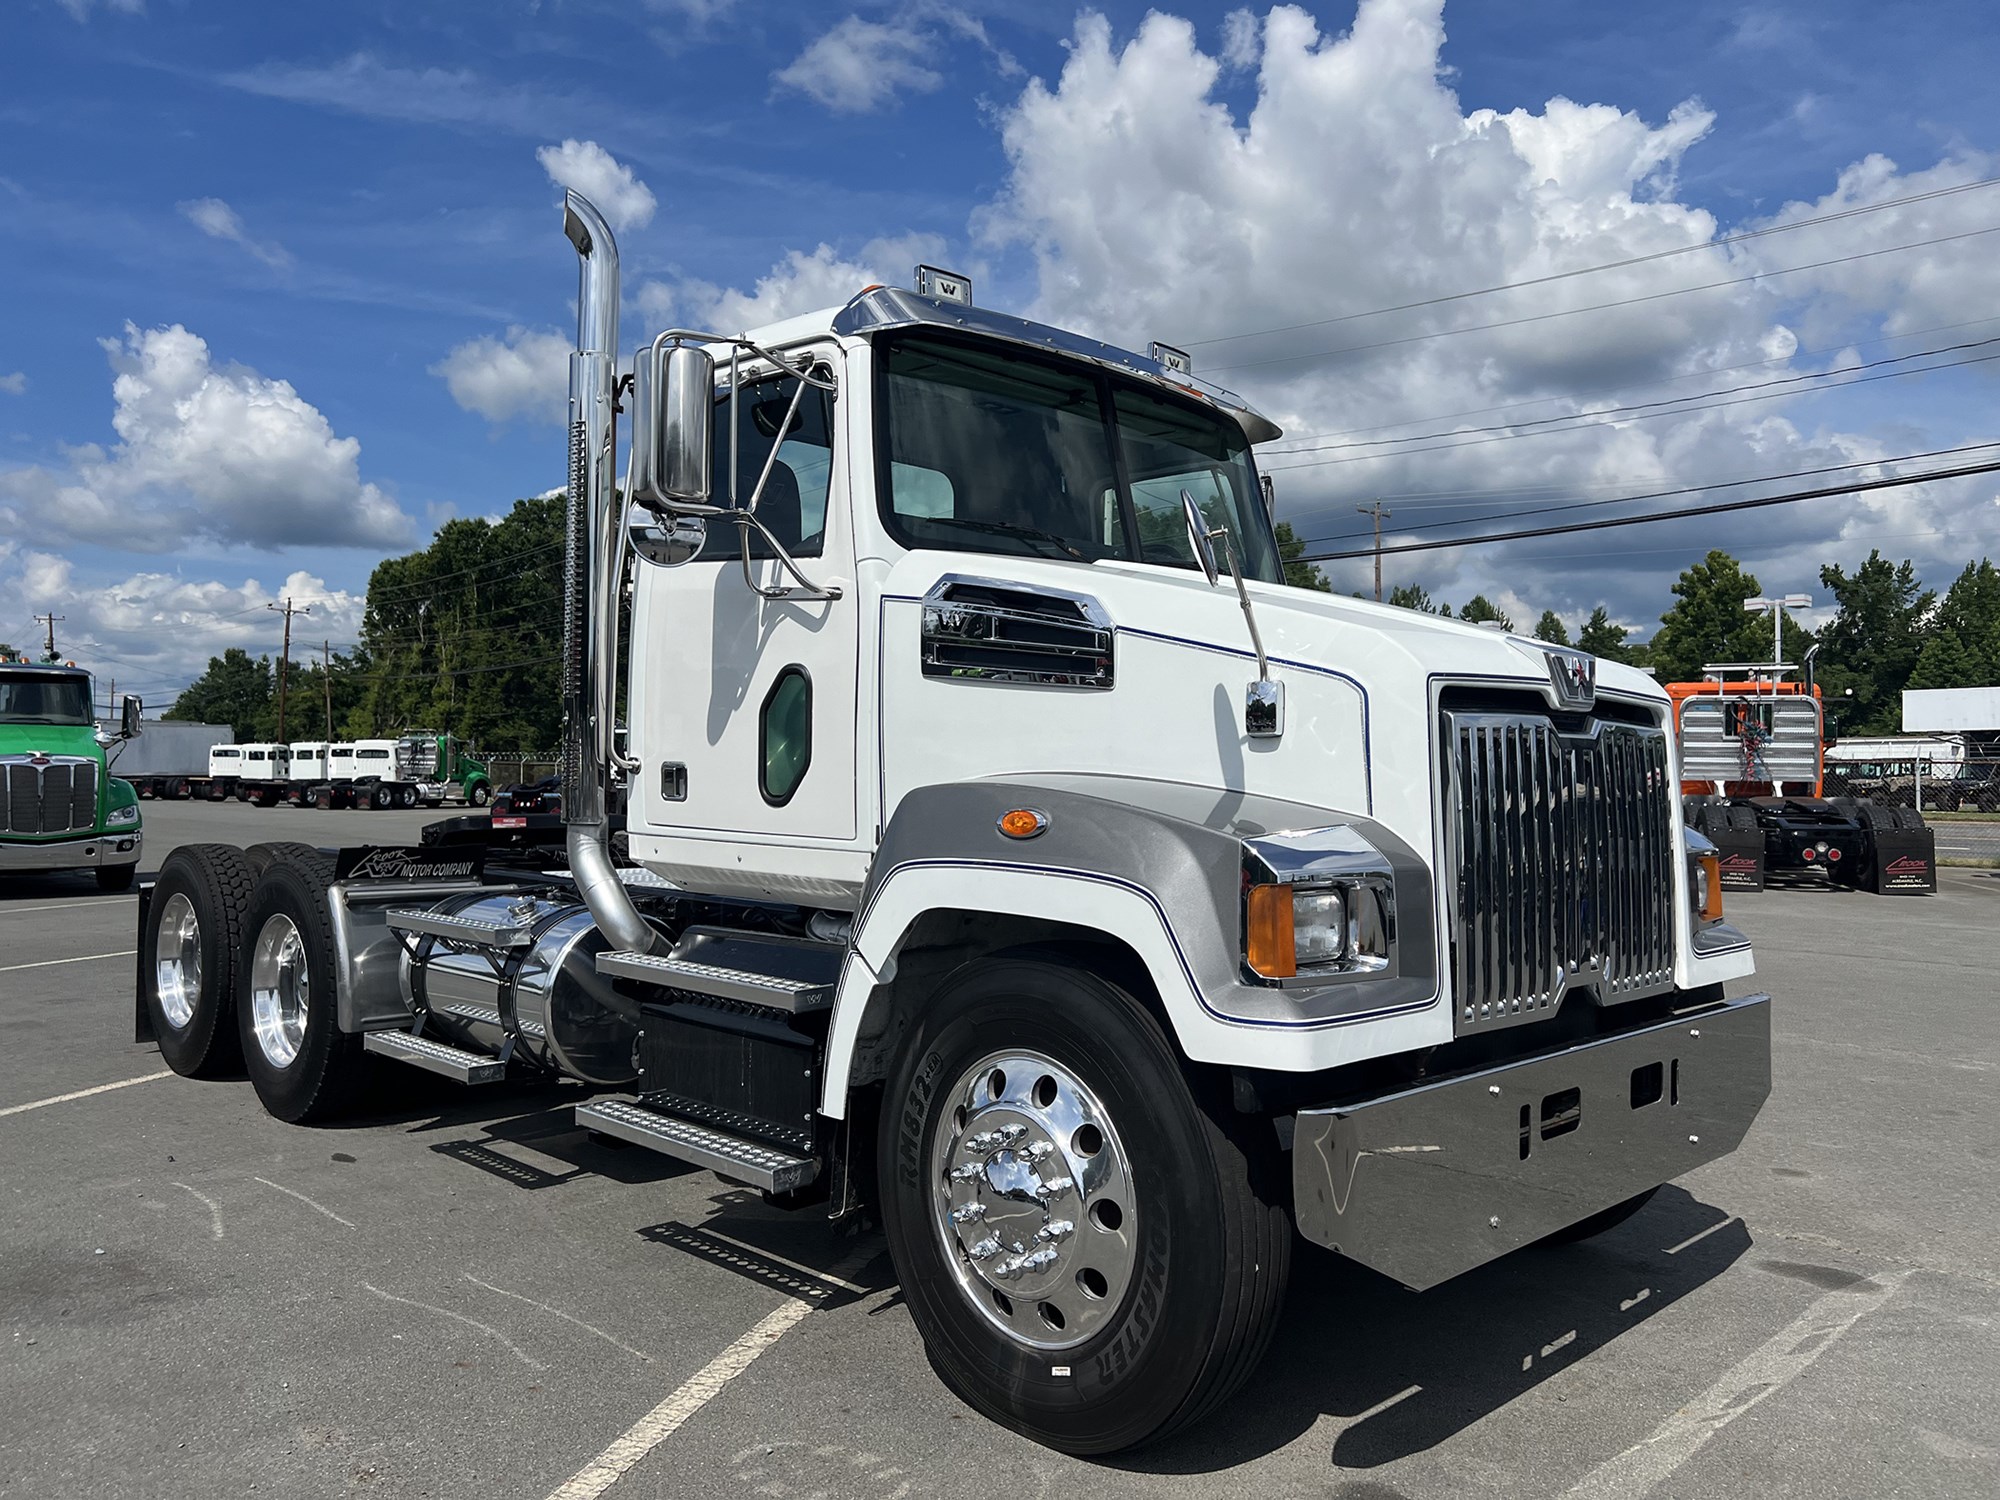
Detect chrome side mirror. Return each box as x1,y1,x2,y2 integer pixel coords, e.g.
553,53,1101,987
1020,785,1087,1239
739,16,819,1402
1182,488,1220,584
1183,488,1283,740
120,693,143,739
630,512,707,567
632,342,714,507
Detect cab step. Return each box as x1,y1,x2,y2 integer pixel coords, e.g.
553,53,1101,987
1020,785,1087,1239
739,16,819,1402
596,927,841,1014
386,906,534,949
363,1029,508,1083
439,1002,546,1040
576,1098,820,1193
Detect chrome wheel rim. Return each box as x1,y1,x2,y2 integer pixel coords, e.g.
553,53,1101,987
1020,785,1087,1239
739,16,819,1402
248,914,309,1068
153,892,201,1030
929,1049,1137,1351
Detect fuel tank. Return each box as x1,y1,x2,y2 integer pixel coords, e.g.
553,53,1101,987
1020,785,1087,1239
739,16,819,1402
397,891,639,1084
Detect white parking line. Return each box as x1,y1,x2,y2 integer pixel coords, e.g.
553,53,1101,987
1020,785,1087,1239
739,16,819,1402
0,1069,170,1117
0,896,140,917
547,1301,814,1500
547,1247,873,1500
1563,1268,1913,1499
0,948,137,974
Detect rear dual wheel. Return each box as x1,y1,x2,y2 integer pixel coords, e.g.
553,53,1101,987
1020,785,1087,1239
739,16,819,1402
142,844,254,1077
880,957,1290,1455
238,858,362,1123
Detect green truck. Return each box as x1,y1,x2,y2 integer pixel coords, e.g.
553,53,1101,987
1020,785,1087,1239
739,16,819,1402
0,657,144,889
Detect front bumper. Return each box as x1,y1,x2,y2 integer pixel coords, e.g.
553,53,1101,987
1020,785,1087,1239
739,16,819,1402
0,830,143,872
1292,992,1771,1290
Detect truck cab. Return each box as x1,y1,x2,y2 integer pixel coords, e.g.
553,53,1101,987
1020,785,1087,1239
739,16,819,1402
0,658,142,888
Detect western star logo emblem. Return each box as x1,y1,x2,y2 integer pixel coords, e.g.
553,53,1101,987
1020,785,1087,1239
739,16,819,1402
1543,646,1597,710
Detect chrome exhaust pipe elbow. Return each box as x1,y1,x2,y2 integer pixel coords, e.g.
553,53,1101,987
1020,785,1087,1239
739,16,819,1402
560,189,659,956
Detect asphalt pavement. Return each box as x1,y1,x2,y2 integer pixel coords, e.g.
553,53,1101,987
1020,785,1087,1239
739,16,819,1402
1,801,1995,1498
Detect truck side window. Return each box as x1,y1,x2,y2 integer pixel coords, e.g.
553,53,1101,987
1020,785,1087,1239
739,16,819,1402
699,368,835,562
760,667,812,805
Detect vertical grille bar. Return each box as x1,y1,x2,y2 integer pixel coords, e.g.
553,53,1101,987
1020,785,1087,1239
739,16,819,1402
1446,709,1677,1031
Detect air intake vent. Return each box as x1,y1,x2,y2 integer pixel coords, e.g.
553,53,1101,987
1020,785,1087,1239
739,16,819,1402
920,576,1114,690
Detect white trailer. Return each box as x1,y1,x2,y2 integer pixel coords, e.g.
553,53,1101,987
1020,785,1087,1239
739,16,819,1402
132,192,1773,1455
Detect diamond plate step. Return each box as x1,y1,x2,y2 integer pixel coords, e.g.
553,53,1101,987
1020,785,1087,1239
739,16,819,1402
363,1029,507,1083
595,950,834,1014
576,1098,820,1193
387,907,533,949
439,1002,546,1040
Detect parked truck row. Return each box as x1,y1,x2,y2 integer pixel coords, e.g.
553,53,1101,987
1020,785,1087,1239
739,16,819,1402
126,731,493,810
131,192,1774,1455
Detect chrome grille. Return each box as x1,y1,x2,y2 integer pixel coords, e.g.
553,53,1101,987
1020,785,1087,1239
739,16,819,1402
1445,710,1675,1031
0,757,99,835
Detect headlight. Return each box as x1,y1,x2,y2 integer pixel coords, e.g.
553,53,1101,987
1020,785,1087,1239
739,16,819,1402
1684,829,1723,925
105,803,140,827
1241,827,1396,983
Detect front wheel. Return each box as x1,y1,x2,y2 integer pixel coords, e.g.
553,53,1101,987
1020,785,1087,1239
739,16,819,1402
879,956,1290,1455
467,781,492,807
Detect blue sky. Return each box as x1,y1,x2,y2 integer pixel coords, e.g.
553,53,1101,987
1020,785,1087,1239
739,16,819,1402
4,0,1998,701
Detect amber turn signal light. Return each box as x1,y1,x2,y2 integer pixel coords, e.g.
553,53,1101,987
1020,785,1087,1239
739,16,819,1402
1697,852,1724,922
1245,883,1297,979
997,808,1048,840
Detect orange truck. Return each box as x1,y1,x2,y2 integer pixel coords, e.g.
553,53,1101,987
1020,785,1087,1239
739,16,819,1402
1666,666,1933,893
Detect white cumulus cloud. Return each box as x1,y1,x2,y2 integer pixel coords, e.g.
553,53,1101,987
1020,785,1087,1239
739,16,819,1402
775,16,943,113
431,325,571,426
177,196,292,269
59,0,144,20
0,372,25,396
536,139,657,233
0,323,412,552
646,232,946,335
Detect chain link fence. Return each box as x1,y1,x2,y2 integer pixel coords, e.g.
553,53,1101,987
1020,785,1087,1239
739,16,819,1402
1822,756,2000,813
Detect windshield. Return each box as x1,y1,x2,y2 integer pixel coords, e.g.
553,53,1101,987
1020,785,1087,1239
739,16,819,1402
876,334,1280,583
0,673,93,725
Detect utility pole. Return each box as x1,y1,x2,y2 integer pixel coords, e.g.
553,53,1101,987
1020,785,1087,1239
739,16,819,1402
34,613,64,662
267,597,311,743
1356,502,1391,602
323,640,334,742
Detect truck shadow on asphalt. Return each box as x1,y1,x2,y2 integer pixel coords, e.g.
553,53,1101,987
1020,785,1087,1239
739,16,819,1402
1123,1186,1751,1476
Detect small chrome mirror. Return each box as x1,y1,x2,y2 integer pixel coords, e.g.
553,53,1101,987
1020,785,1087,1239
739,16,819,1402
1182,488,1220,585
630,512,707,567
1260,473,1276,521
120,693,143,738
633,342,714,506
1246,678,1284,738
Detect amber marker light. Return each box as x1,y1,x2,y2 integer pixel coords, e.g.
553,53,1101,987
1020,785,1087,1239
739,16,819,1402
997,808,1049,840
1245,883,1297,979
1698,853,1725,922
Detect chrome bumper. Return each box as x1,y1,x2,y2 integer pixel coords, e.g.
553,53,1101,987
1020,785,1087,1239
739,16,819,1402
1292,992,1771,1290
0,831,142,872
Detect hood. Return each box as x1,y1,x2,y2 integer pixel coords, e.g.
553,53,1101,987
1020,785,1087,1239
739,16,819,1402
0,722,103,760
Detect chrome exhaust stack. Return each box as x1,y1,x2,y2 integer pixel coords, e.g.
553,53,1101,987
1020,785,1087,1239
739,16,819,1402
560,190,659,956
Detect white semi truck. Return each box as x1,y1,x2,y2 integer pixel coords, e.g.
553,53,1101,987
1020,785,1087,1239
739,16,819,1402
133,193,1771,1454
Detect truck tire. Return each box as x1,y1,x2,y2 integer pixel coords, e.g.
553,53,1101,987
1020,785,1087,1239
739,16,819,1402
467,781,492,807
166,777,187,800
97,863,138,892
370,783,394,811
1891,806,1926,831
397,784,419,809
879,956,1290,1455
237,858,364,1124
1682,795,1712,833
1723,805,1759,836
245,842,334,881
141,844,254,1077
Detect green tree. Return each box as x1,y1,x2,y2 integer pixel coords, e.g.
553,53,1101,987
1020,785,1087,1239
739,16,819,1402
1387,583,1452,615
1925,559,2000,685
1458,595,1513,630
1648,550,1811,684
1576,607,1630,661
1816,550,1933,734
1532,609,1570,645
1907,628,1983,691
167,648,274,742
1273,520,1331,592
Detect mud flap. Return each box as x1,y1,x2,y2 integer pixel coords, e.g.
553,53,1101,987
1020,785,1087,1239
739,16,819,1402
1863,826,1937,894
1709,827,1765,891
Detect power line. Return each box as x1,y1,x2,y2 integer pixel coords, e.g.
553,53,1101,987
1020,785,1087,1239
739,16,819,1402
1185,173,2000,350
1296,456,2000,563
1210,223,2000,376
1263,335,2000,460
1290,441,2000,548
